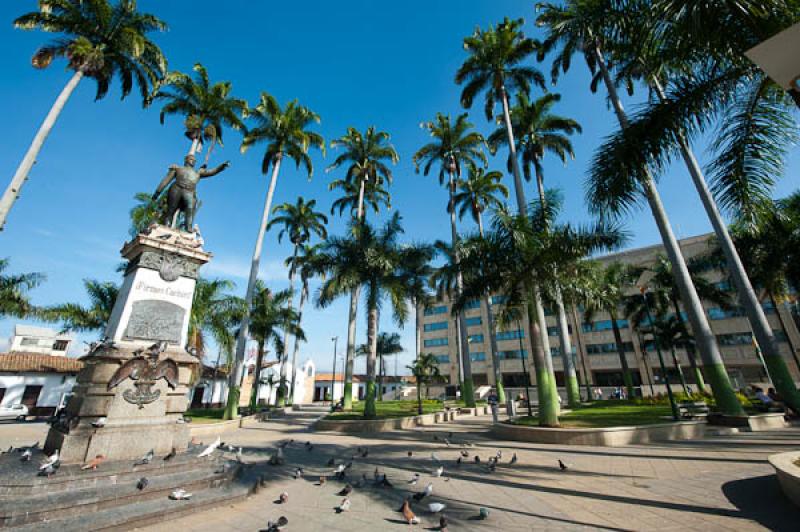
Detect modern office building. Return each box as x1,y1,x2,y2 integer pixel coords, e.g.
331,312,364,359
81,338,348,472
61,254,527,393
418,234,800,397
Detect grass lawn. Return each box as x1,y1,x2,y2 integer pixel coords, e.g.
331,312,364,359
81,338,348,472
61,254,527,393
514,400,673,428
184,408,227,423
326,400,443,420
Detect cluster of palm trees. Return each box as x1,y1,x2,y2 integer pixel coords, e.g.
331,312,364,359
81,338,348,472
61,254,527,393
2,1,799,424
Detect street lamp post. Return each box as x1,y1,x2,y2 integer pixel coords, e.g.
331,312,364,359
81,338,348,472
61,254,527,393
640,288,680,421
516,318,534,417
330,336,338,404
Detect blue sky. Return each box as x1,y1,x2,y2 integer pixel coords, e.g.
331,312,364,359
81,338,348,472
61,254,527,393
0,1,797,374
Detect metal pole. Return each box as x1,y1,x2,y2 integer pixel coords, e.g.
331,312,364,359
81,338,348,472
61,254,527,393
641,290,680,421
331,336,338,403
517,318,534,417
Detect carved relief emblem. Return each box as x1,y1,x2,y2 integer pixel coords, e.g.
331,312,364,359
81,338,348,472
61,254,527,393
108,342,179,409
158,252,181,282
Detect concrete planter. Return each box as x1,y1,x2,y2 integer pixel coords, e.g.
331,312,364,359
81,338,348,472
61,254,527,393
769,451,800,508
707,412,787,431
314,411,449,433
492,420,707,447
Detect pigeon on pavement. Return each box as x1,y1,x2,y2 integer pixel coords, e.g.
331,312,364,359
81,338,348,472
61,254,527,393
38,463,57,477
81,454,105,470
198,436,221,458
558,459,569,471
134,449,154,466
164,447,177,461
294,468,304,479
428,502,446,513
335,498,351,513
20,449,32,462
338,484,353,496
439,515,449,531
412,483,433,501
137,477,149,490
510,453,517,465
91,417,106,428
477,507,489,519
278,492,288,504
327,457,336,467
401,499,420,524
264,516,288,532
39,450,59,470
408,473,420,485
170,488,192,500
433,466,444,477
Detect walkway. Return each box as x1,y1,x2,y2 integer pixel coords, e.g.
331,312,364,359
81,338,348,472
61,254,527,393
136,412,800,531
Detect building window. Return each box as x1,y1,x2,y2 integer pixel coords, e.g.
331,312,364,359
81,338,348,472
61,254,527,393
464,299,481,309
501,372,529,387
307,366,313,377
424,338,448,347
586,342,634,354
464,317,482,327
582,319,628,332
424,305,448,316
470,352,486,362
52,340,69,351
498,349,527,360
433,355,450,363
424,321,448,332
491,295,508,305
495,330,524,341
546,325,572,337
20,338,39,346
468,334,484,344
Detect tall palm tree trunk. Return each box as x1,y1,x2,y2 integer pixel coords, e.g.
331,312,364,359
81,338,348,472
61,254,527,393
534,165,579,407
769,293,800,374
250,340,266,410
448,171,476,407
477,217,506,404
649,78,800,411
342,175,368,410
671,346,690,395
225,154,283,420
0,70,84,232
378,355,384,402
571,305,593,401
277,245,299,406
610,314,635,398
364,288,379,418
500,84,560,423
592,44,743,416
289,283,308,403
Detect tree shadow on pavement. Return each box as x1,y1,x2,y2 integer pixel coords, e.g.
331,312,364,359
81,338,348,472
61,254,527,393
721,474,800,532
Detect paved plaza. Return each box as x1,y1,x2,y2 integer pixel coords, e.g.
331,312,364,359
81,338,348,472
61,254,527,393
3,414,798,531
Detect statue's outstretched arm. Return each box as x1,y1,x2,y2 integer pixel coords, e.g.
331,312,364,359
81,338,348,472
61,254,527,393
199,160,230,178
153,167,177,199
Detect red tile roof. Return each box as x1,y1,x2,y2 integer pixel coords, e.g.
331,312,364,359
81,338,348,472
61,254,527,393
0,353,84,373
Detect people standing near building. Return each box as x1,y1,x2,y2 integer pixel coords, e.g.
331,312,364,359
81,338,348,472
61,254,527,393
487,388,499,424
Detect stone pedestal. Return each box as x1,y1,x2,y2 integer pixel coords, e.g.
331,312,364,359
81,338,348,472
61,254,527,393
45,225,211,463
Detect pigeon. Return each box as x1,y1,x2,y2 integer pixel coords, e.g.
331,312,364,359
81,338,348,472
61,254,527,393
294,468,304,480
277,440,290,449
360,448,369,458
408,451,413,457
264,516,288,532
439,515,449,531
226,444,236,452
134,449,154,466
335,498,351,513
91,417,106,428
235,447,244,464
307,444,314,452
198,436,221,458
433,466,444,478
431,452,441,463
276,447,285,460
477,507,489,520
20,449,32,462
474,456,481,464
413,483,433,501
373,468,380,481
137,477,149,490
401,500,420,525
408,473,420,485
344,460,353,470
433,435,439,441
444,438,451,447
38,463,57,477
558,459,569,471
334,463,346,475
278,492,288,504
428,502,446,513
510,453,517,465
496,450,502,460
318,476,326,486
81,454,105,470
170,488,192,500
164,447,177,461
380,474,393,489
327,457,336,467
39,450,59,470
305,441,312,447
455,457,462,467
460,450,469,458
337,484,352,496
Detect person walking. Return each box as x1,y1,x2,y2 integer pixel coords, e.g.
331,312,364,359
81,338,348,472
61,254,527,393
488,388,499,424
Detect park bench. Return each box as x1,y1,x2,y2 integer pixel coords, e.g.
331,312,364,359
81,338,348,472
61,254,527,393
749,398,784,413
678,401,710,419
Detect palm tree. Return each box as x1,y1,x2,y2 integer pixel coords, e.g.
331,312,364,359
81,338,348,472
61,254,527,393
358,332,404,401
0,259,45,319
329,177,391,218
267,198,328,405
1,0,168,230
46,279,118,335
247,282,304,410
536,0,745,416
152,63,247,159
488,91,583,407
128,192,163,237
453,167,508,403
648,314,693,395
285,243,324,402
408,353,443,415
413,112,488,408
225,93,323,420
316,212,434,418
586,1,800,412
581,261,637,398
187,278,241,364
326,127,398,410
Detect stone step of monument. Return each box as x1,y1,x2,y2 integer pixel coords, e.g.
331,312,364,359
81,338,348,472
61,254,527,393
10,477,254,532
0,462,236,527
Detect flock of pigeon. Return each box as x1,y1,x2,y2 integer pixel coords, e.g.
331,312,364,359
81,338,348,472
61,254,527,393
5,434,243,503
251,431,577,531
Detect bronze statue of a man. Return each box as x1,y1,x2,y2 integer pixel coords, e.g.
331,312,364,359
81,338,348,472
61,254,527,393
152,154,230,232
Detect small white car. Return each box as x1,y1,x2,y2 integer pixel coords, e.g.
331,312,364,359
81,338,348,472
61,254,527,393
0,404,28,421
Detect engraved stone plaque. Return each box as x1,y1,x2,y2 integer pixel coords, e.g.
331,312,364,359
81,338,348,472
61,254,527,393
123,300,184,344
